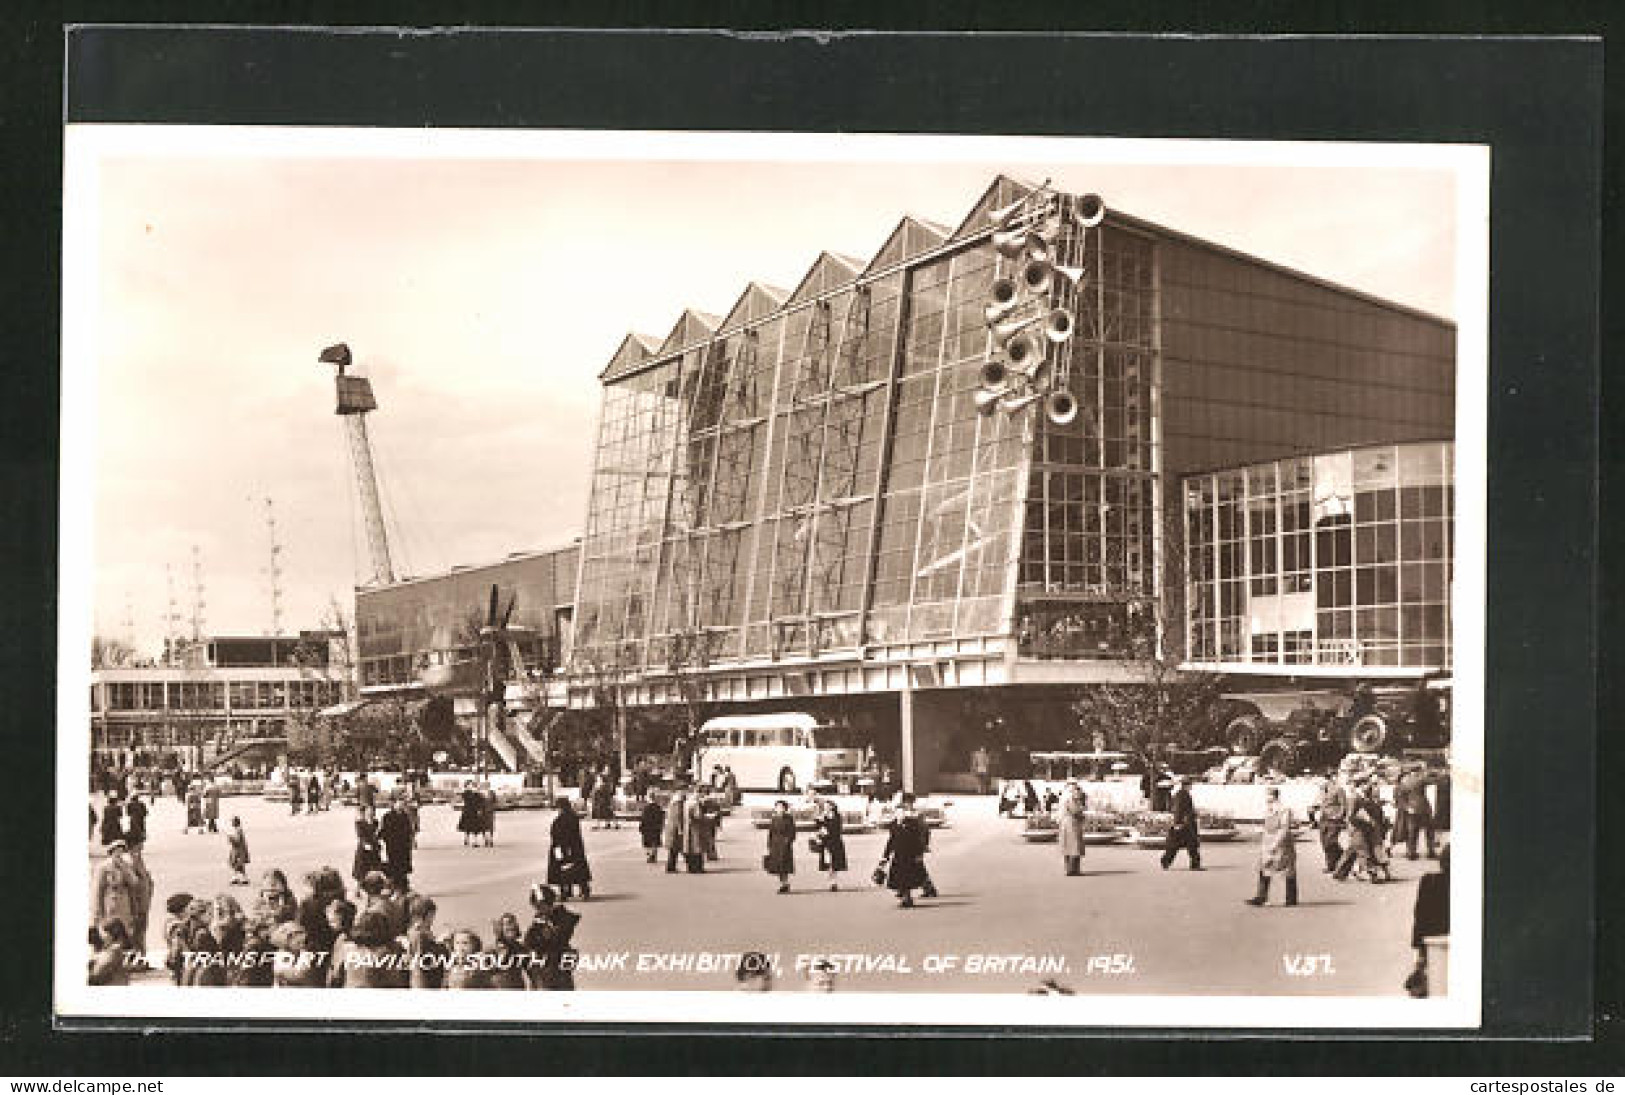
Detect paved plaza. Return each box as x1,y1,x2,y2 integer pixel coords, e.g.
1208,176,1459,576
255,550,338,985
92,790,1436,996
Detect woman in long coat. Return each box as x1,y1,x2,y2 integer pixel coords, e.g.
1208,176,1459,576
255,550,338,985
590,769,617,830
1058,781,1088,877
547,798,592,900
457,781,483,847
881,797,931,908
764,799,796,894
683,793,709,873
814,798,848,890
1246,786,1299,907
352,805,383,885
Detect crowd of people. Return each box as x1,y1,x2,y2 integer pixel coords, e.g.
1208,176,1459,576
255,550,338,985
91,837,584,990
88,749,1449,993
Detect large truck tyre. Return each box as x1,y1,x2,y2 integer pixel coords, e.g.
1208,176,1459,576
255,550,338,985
1348,713,1388,754
1225,713,1267,755
1259,737,1299,775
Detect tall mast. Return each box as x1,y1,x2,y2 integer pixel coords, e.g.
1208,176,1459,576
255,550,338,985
189,543,207,642
263,499,285,635
318,343,396,587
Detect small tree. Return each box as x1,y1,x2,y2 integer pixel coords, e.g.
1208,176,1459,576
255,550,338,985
91,635,142,669
1070,509,1223,769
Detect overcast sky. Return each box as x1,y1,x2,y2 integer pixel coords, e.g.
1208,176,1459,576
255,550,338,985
74,132,1463,655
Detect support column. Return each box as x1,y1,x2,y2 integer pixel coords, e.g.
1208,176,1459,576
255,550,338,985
896,684,965,795
899,684,916,793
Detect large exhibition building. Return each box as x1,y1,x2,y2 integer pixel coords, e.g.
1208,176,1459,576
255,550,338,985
352,175,1456,791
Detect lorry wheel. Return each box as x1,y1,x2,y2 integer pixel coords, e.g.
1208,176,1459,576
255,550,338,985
778,768,798,794
1225,714,1266,755
1349,714,1388,754
1259,738,1298,775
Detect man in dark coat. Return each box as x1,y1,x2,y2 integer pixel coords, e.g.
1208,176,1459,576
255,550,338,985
1159,776,1203,870
356,772,376,812
638,797,665,863
547,798,592,900
124,794,148,847
98,795,126,848
881,794,932,907
378,795,415,891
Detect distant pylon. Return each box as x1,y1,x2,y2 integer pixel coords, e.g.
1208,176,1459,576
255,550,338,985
264,498,285,636
189,544,207,642
120,594,136,651
163,565,182,666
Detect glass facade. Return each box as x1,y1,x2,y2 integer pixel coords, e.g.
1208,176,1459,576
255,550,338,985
1183,441,1453,670
566,176,1457,684
571,179,1159,674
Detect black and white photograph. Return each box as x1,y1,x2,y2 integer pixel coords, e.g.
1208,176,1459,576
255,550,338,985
57,126,1487,1027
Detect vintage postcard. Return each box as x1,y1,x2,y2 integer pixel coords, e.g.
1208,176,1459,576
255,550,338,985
58,127,1486,1027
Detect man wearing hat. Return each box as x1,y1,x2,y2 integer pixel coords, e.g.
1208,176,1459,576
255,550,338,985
1394,762,1438,860
1159,776,1203,871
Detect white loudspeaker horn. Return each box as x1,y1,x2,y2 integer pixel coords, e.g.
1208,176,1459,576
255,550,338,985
986,195,1028,227
1005,329,1045,373
990,312,1039,347
1073,193,1106,228
993,227,1031,259
980,359,1009,388
1001,390,1043,413
1045,389,1080,426
1044,307,1075,343
1011,359,1050,387
985,276,1022,324
1056,264,1086,287
974,386,1008,415
1020,258,1054,296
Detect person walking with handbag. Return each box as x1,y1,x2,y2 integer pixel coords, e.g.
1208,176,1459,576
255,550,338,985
764,799,796,894
813,798,847,891
547,797,593,900
879,793,932,908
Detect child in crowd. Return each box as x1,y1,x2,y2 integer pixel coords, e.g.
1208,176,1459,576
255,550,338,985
443,929,487,990
324,898,358,988
88,920,132,986
269,921,325,988
162,892,194,985
488,913,529,990
403,895,445,990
